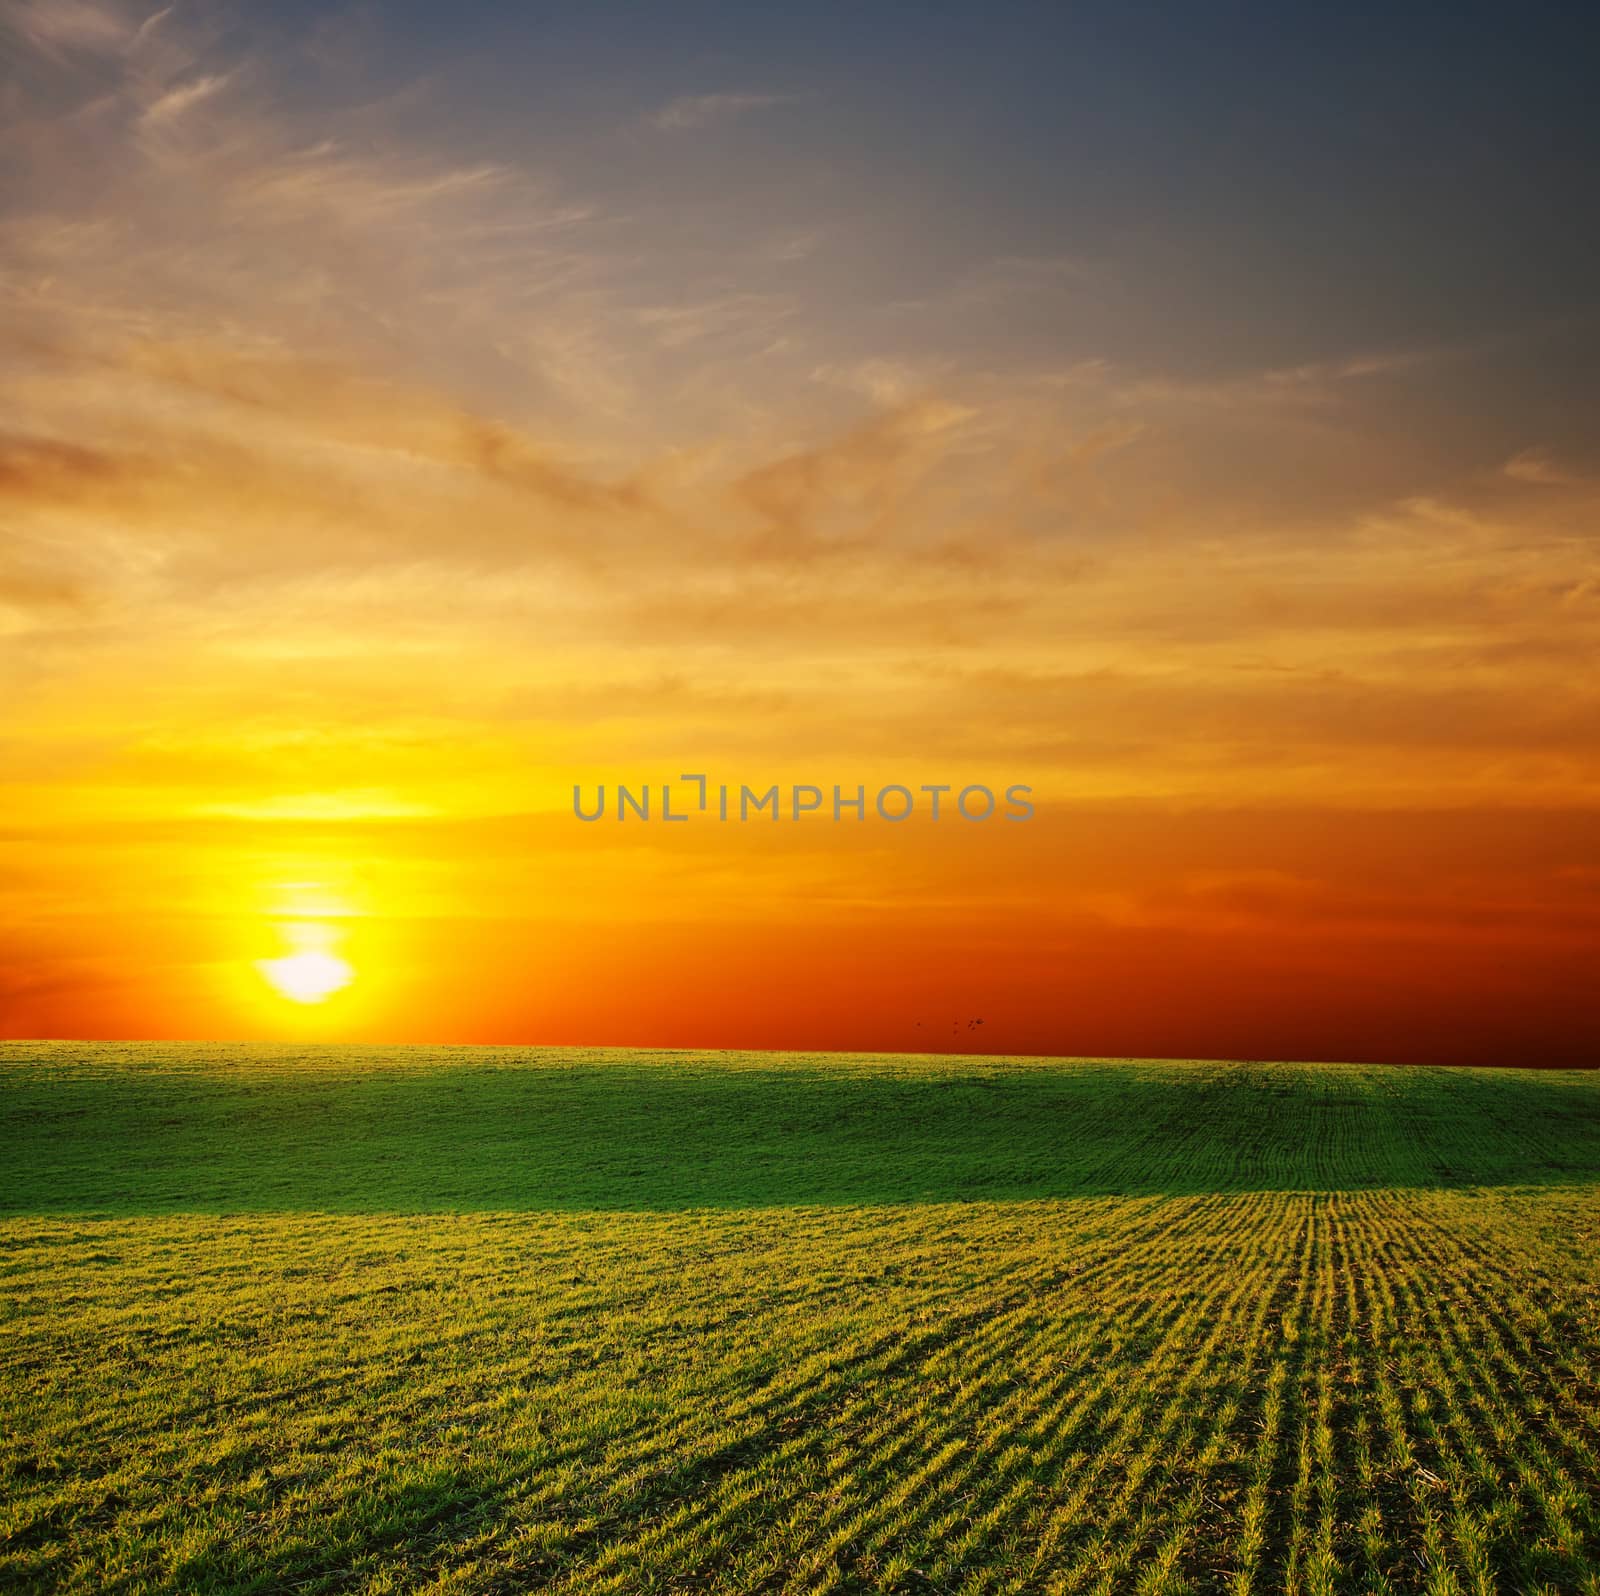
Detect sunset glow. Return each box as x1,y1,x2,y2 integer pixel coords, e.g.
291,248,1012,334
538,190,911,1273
2,3,1597,1064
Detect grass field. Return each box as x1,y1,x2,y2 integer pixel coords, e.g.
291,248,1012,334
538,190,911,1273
4,1046,1600,1594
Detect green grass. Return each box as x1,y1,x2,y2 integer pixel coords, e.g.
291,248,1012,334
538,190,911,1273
4,1047,1600,1593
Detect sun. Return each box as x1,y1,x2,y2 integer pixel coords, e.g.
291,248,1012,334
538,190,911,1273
252,908,363,1004
257,949,354,1004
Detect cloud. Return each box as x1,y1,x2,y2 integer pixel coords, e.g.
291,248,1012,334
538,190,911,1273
137,70,235,130
0,329,681,602
634,294,797,353
735,398,977,545
0,561,88,620
4,0,132,58
0,431,128,500
653,91,798,132
1504,447,1582,487
0,1,615,426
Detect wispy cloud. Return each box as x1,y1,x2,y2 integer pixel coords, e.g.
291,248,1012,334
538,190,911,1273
1504,447,1583,487
4,0,132,58
137,69,235,129
652,91,798,132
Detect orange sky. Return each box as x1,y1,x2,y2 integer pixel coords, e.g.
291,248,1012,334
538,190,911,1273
2,3,1598,1065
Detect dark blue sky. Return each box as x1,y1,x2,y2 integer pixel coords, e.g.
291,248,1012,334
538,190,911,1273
238,0,1599,381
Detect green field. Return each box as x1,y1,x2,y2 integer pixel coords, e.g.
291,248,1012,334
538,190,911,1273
4,1046,1600,1594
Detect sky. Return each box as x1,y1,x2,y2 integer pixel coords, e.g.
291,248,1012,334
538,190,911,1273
2,0,1598,1063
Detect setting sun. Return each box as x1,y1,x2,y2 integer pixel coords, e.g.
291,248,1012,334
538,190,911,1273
257,950,354,1005
255,919,356,1005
